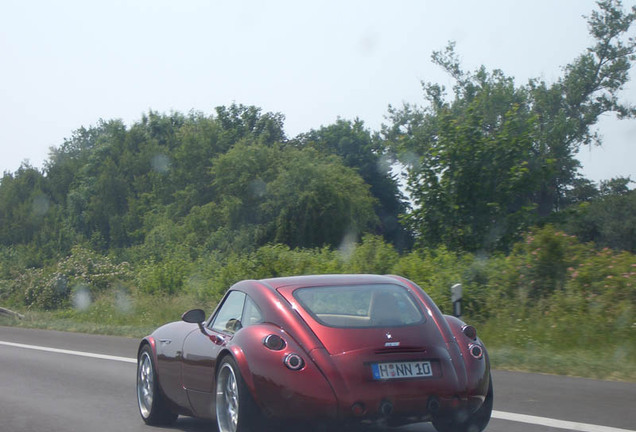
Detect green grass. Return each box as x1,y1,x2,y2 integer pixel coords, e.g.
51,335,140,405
477,313,636,382
0,292,216,339
0,312,155,338
486,345,636,382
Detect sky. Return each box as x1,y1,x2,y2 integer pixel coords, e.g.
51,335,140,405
1,0,635,184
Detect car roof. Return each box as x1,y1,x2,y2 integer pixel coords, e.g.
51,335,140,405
257,274,404,290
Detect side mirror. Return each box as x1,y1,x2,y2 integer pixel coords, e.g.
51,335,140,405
182,309,206,324
182,308,209,335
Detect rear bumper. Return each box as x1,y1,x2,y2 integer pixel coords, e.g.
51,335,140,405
317,345,489,423
251,343,488,425
333,382,486,423
254,383,485,428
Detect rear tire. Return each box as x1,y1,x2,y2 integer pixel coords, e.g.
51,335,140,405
216,356,261,432
432,375,493,432
136,345,178,425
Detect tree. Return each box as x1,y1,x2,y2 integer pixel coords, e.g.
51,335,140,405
215,103,286,149
600,176,633,195
0,164,48,246
267,148,379,248
528,0,636,214
385,0,636,252
209,142,378,249
170,112,222,211
296,119,410,249
562,183,636,252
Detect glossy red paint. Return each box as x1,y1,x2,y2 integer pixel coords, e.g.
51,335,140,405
137,274,492,429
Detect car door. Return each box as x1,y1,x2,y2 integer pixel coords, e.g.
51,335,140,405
181,290,248,419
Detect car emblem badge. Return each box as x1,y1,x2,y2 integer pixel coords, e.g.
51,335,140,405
385,332,400,347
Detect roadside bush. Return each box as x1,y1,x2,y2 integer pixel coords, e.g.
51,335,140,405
20,268,68,310
392,246,472,313
10,246,132,310
478,226,635,354
345,234,399,274
135,251,192,295
251,244,343,276
207,244,344,298
511,226,585,300
56,246,132,292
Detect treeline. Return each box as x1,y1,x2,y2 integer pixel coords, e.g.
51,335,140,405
0,108,407,262
1,102,634,271
0,0,635,311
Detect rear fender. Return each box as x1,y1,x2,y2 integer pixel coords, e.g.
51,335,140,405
223,344,256,395
444,315,490,398
228,323,338,419
390,276,470,390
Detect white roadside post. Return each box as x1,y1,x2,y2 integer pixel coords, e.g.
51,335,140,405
451,283,462,319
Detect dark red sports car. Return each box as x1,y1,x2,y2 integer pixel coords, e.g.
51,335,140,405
136,274,493,432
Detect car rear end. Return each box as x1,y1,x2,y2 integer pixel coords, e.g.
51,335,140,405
274,275,489,426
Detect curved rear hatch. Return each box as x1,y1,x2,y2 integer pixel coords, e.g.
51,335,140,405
277,282,467,419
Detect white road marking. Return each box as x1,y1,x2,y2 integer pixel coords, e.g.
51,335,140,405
493,410,635,432
0,340,137,364
1,340,634,432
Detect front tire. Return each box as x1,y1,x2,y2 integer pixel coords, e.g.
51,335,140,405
216,356,260,432
136,345,178,425
432,375,493,432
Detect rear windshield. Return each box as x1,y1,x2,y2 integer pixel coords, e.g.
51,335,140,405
293,284,425,328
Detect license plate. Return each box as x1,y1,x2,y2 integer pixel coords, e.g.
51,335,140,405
371,361,433,380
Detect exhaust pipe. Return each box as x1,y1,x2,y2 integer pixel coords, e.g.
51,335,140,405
427,396,441,414
379,401,393,417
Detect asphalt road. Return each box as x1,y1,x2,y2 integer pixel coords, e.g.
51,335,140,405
1,326,634,432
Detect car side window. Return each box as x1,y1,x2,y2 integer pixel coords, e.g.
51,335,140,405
210,291,246,334
242,295,263,326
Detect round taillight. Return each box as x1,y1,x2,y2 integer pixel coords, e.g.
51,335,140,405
263,334,286,351
283,353,305,370
462,325,477,340
469,344,483,359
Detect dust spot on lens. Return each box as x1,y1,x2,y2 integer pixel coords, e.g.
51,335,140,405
338,229,358,261
399,151,421,168
248,179,267,198
73,285,92,311
32,194,50,217
115,288,132,314
151,154,171,173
